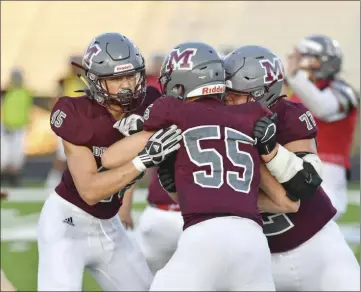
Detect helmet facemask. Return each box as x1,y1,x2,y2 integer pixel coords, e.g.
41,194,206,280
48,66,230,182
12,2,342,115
72,60,146,114
92,70,146,113
226,78,284,108
296,36,342,80
158,72,187,101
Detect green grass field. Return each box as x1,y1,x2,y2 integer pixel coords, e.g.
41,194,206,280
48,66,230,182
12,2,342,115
1,188,359,291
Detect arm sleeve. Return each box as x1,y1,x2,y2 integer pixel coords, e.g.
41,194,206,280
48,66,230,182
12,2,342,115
50,97,93,145
143,97,178,131
277,102,318,145
286,70,341,121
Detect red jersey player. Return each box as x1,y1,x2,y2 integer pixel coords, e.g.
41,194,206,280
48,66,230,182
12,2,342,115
101,41,303,290
224,45,360,291
37,33,182,291
136,52,183,275
286,35,359,219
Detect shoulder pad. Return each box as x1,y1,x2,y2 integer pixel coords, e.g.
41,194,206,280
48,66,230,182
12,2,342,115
274,100,317,145
134,85,161,116
50,96,94,145
330,79,359,112
143,97,178,131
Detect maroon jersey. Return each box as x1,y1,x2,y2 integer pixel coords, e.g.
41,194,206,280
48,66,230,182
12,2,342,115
261,99,337,253
51,87,161,219
142,87,179,207
147,168,180,206
135,85,161,115
143,96,272,230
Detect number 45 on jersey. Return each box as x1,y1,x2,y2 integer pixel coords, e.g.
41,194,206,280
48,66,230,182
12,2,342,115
51,110,67,128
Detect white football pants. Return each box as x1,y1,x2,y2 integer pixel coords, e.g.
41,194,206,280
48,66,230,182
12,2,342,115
37,192,153,291
150,216,275,291
136,205,183,275
321,162,348,220
271,220,360,291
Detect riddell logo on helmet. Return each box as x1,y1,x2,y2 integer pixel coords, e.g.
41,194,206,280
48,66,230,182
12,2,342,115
114,63,134,73
202,85,225,95
188,84,226,97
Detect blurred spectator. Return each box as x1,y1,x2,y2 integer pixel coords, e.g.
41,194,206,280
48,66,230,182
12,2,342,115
45,55,84,189
146,53,165,92
1,68,33,186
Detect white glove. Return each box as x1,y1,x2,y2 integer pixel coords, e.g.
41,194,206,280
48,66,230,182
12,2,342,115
132,125,183,172
113,114,144,137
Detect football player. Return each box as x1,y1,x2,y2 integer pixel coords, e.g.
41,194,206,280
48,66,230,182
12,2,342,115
45,55,84,189
134,165,183,275
223,45,360,291
101,41,304,290
37,33,182,291
286,35,359,219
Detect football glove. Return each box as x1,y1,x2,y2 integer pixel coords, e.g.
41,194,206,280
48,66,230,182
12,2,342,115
158,152,177,193
113,114,144,137
132,125,182,172
254,113,278,155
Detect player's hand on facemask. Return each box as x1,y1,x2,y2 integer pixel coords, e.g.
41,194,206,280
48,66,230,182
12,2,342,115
113,114,144,137
132,125,183,172
158,152,177,193
254,113,278,156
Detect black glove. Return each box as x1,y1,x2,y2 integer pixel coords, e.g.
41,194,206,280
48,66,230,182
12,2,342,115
132,125,182,171
253,113,278,155
158,152,177,193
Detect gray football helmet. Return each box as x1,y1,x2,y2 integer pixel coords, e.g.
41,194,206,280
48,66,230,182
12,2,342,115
224,45,285,107
296,34,342,80
158,42,226,101
219,46,235,59
73,32,146,113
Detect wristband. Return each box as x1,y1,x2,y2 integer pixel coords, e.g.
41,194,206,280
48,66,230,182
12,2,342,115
265,145,303,183
132,156,147,172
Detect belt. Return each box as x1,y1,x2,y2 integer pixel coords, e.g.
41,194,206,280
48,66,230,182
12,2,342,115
150,203,181,212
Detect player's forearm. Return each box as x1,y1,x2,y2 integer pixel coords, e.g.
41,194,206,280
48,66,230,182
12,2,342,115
286,70,340,119
258,190,300,213
102,131,153,169
259,163,300,213
120,183,135,213
79,162,141,205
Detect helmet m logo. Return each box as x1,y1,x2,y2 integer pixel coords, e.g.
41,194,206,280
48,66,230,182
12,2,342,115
166,48,197,72
260,58,284,84
84,39,101,69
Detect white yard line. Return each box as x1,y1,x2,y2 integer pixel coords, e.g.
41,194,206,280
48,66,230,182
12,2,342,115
3,188,148,203
3,188,359,205
1,217,359,244
1,188,360,243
